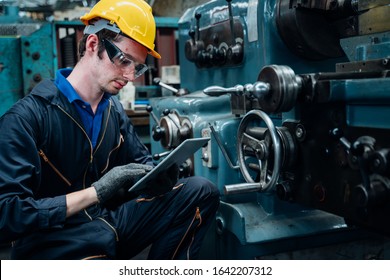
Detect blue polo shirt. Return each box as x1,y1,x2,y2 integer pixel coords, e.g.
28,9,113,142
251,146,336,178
54,68,110,148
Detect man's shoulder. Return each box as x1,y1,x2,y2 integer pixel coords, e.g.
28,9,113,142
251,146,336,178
108,95,128,117
109,95,122,108
30,79,58,99
3,79,59,119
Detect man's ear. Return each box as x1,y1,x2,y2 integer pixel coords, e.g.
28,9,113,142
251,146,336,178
85,34,99,53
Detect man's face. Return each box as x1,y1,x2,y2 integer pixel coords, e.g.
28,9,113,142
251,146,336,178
98,35,148,95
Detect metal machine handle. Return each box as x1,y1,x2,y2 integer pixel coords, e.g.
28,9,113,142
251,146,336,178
224,182,262,195
153,77,179,94
203,82,270,98
209,124,240,170
203,84,244,96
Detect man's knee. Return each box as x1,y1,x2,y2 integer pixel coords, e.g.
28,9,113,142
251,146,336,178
181,176,220,204
182,175,217,190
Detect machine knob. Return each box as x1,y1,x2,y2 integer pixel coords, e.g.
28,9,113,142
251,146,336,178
350,141,365,157
196,50,212,68
189,29,196,39
370,149,390,174
146,105,160,125
185,12,205,63
179,160,192,178
145,105,153,113
227,43,243,64
163,109,171,116
352,176,389,208
152,126,165,141
276,181,294,201
185,30,204,62
195,12,202,21
211,46,227,66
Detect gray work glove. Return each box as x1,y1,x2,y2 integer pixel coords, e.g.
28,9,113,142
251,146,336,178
93,163,153,203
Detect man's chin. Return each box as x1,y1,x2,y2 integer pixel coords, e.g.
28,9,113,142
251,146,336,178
109,90,120,96
104,87,120,95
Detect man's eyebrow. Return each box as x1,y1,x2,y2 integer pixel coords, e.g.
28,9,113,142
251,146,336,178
122,51,143,64
120,35,147,63
124,52,136,61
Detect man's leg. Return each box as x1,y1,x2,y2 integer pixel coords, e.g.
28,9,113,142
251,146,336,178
110,176,220,259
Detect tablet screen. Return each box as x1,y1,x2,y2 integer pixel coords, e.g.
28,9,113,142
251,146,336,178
128,137,210,192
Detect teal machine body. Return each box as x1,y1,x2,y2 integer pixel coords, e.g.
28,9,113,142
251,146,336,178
0,5,54,116
149,0,390,259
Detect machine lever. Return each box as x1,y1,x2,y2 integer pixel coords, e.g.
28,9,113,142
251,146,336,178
203,84,244,96
203,82,269,98
224,182,261,195
226,0,236,46
146,105,166,142
195,12,202,41
153,78,179,95
146,105,160,125
152,150,171,161
209,124,240,169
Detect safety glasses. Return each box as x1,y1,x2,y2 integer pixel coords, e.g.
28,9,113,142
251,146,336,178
102,38,148,79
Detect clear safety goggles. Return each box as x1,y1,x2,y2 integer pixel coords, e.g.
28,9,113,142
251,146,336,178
102,38,148,79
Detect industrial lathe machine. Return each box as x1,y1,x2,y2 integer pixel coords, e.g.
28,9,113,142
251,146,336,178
1,0,390,259
148,0,390,259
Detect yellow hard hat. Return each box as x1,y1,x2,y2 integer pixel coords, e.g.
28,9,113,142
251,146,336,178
80,0,161,59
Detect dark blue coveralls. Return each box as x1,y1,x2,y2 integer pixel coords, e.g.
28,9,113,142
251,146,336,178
0,69,220,259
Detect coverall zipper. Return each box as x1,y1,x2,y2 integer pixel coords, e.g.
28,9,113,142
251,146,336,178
38,149,72,187
101,134,124,174
82,254,107,260
56,102,119,241
171,207,202,259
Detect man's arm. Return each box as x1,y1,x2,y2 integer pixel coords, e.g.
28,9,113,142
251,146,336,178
65,187,98,217
66,162,154,217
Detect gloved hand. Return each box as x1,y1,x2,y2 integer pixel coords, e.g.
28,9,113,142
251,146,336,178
93,163,153,203
143,163,179,196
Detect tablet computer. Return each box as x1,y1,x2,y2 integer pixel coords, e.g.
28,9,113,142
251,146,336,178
128,137,210,193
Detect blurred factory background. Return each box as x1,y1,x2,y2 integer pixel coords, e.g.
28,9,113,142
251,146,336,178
1,0,390,260
0,0,208,143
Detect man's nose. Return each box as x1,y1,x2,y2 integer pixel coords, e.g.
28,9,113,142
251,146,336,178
123,71,136,82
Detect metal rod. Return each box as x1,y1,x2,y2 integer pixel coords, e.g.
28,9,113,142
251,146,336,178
209,124,240,169
224,182,261,195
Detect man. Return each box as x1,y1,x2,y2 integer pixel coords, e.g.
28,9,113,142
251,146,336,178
0,0,219,259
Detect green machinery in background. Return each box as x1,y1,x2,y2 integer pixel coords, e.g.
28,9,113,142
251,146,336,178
0,5,54,116
0,4,179,117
